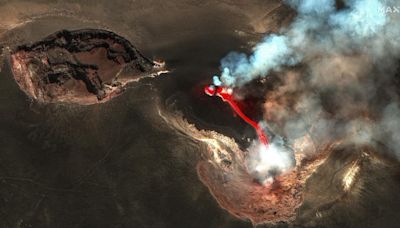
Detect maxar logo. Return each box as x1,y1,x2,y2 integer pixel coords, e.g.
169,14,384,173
379,6,400,13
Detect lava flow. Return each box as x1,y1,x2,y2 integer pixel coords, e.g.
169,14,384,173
205,85,269,146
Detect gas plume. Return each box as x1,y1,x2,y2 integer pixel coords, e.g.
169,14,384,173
214,0,400,178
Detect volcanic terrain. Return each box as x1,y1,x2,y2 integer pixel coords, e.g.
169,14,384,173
10,29,166,104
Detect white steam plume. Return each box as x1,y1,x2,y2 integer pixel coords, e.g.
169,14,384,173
214,0,400,180
216,0,400,87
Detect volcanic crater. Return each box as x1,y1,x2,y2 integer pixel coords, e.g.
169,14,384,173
10,29,166,105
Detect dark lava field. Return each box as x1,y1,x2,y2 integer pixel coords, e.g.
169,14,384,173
0,1,399,228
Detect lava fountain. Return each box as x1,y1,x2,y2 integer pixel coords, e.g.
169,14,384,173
157,89,334,224
204,84,296,185
204,85,269,146
193,83,332,223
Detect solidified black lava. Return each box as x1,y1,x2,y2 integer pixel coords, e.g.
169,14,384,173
10,29,165,104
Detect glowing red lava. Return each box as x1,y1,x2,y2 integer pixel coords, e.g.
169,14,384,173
200,85,333,224
204,85,269,146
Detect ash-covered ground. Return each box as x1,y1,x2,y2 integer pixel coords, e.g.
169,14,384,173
0,0,399,228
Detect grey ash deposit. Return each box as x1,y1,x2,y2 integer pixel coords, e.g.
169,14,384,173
10,29,165,105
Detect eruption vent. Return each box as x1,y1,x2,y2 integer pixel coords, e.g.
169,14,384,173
195,0,400,224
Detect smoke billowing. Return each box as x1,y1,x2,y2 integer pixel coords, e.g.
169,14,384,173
217,0,399,86
214,0,400,181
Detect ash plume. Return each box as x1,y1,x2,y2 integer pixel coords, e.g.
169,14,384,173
214,0,400,180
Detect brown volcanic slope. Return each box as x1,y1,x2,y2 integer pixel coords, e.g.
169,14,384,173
10,29,165,105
